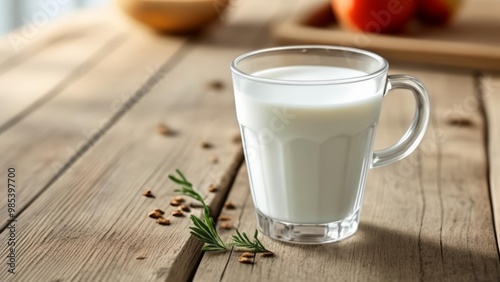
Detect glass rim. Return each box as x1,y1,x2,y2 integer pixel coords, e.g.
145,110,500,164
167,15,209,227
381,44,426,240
230,45,389,85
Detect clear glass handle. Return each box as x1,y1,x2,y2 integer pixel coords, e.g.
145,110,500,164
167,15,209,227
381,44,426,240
372,75,431,168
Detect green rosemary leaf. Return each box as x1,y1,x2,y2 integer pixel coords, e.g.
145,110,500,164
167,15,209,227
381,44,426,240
175,169,190,185
190,217,217,243
189,230,211,243
169,169,271,254
168,175,185,185
201,245,227,252
231,229,269,253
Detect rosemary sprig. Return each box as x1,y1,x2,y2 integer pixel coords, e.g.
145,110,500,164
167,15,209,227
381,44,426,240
231,229,269,253
169,169,227,252
169,170,209,215
169,169,271,254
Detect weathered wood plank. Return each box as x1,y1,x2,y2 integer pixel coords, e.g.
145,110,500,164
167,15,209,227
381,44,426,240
195,66,500,281
0,28,187,225
481,72,500,253
0,9,112,67
0,12,123,132
0,0,291,281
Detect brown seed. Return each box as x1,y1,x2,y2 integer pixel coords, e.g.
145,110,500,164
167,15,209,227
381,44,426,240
220,222,233,230
174,196,185,203
157,218,171,225
240,252,254,258
200,141,213,149
208,80,224,91
171,210,184,217
238,257,254,264
136,256,146,260
224,201,236,209
179,205,191,212
156,123,172,136
208,184,218,193
142,190,155,198
219,215,231,221
148,210,163,219
190,202,204,208
209,155,219,164
154,208,165,215
259,252,274,257
232,134,241,144
447,116,473,127
170,199,181,207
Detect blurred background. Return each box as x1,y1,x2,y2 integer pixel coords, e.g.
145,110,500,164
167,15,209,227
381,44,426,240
0,0,107,34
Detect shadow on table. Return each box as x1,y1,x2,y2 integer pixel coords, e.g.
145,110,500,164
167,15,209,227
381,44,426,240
280,223,500,281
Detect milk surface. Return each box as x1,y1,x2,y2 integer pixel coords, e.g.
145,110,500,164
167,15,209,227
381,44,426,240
234,66,383,224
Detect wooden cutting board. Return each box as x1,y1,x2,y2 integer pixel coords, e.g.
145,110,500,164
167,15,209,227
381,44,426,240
273,0,500,71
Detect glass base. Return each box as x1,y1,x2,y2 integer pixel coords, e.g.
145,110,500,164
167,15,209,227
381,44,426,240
256,209,360,244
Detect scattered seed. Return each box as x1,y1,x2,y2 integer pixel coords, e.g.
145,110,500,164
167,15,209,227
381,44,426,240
208,80,224,91
142,190,155,198
210,155,219,164
174,196,185,203
154,208,165,215
179,205,191,212
447,116,473,127
224,201,236,209
240,252,254,258
220,222,233,230
232,134,241,144
157,218,171,225
171,210,184,217
190,202,204,208
170,199,181,207
148,210,163,219
238,257,254,264
259,252,274,257
208,184,218,193
156,123,173,136
136,256,146,260
219,215,231,221
200,141,213,149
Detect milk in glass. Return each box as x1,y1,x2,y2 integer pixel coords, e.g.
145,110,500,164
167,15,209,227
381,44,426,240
234,66,383,224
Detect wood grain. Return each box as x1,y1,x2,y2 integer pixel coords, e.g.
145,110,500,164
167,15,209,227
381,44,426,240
0,26,187,227
0,9,115,77
480,72,500,253
195,66,500,281
0,11,124,131
0,0,294,281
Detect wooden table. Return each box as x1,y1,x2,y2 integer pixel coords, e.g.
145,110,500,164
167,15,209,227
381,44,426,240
1,0,500,281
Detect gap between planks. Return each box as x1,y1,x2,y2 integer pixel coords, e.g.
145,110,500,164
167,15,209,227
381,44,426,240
0,8,148,131
0,33,126,135
0,19,124,131
479,72,500,254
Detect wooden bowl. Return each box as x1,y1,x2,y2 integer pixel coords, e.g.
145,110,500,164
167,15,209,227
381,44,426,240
115,0,230,33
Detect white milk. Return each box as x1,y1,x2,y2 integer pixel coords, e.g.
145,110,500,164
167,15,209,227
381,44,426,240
234,66,383,224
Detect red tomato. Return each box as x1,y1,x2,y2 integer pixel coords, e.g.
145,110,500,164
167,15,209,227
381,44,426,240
332,0,417,34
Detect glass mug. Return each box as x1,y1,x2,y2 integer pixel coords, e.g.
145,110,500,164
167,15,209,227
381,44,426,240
230,46,430,244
